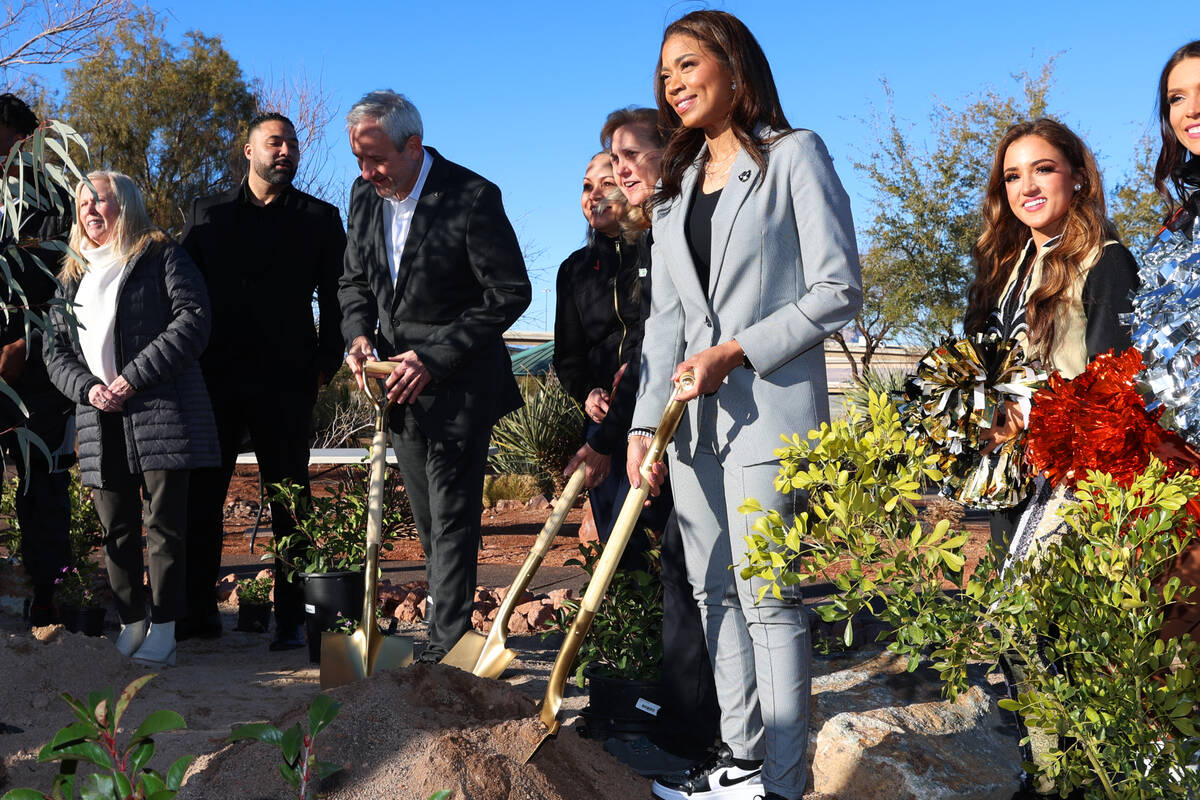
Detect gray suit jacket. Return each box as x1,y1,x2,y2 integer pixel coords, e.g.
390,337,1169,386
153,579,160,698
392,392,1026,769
632,129,862,467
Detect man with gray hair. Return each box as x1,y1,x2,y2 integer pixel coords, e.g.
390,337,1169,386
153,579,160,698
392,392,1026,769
339,90,530,661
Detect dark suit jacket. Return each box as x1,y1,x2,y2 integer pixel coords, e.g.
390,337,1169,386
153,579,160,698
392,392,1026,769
339,147,530,440
181,181,346,388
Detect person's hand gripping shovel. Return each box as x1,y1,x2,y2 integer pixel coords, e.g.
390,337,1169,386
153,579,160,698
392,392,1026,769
319,360,415,688
521,371,695,762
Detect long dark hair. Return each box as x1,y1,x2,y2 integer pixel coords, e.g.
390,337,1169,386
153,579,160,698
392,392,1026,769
1154,41,1200,217
965,118,1115,352
652,10,789,204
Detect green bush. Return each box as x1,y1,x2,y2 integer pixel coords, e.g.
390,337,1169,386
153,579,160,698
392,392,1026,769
544,539,663,686
489,372,582,495
741,390,1200,799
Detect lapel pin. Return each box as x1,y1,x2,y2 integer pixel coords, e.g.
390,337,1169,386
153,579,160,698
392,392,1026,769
738,170,751,182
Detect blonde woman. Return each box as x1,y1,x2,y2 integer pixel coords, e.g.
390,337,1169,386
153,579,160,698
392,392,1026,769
46,171,218,666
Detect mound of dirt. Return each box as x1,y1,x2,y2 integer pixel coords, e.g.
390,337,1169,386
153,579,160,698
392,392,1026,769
181,662,648,800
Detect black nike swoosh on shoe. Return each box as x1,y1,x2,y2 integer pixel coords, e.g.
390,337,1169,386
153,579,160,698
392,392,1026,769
716,770,760,788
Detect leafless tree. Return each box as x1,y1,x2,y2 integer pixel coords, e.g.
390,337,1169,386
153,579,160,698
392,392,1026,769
311,390,375,449
252,70,343,209
0,0,132,78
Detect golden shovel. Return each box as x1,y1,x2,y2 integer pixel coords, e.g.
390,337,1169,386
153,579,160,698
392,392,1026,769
524,371,695,760
442,464,588,678
320,360,415,689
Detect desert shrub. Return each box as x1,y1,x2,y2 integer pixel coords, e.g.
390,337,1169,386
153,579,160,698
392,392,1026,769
311,364,374,449
482,473,543,508
741,389,1200,799
842,366,907,419
489,372,582,494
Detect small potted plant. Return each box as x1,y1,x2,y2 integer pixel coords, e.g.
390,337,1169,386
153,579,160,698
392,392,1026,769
235,575,273,633
265,472,405,662
545,538,665,741
53,564,105,636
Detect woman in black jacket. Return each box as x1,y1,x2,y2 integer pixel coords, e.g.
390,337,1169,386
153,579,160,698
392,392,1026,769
552,151,645,539
46,170,218,666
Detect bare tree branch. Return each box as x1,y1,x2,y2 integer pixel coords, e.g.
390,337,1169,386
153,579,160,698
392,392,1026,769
0,0,132,73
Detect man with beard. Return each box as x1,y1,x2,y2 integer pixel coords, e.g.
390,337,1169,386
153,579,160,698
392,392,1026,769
181,112,346,649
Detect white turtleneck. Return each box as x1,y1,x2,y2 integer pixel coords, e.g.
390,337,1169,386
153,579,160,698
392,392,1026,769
74,241,125,386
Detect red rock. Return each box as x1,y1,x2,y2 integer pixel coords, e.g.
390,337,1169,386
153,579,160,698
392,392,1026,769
547,588,574,606
494,499,522,513
525,494,550,511
417,598,427,618
526,604,555,630
485,606,498,621
506,614,532,635
254,568,273,581
514,600,542,617
578,503,598,543
216,573,238,602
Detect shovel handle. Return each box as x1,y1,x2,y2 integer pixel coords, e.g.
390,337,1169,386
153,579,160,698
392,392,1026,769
362,360,396,379
538,370,694,732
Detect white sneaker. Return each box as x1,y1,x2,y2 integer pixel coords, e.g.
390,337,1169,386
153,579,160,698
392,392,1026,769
115,619,147,657
132,621,177,666
651,743,764,800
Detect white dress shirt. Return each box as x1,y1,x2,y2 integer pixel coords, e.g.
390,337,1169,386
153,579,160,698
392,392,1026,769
382,148,433,286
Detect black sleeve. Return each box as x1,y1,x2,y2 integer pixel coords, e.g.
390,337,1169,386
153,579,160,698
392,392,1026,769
1082,242,1139,361
589,256,649,455
315,205,347,380
551,251,590,404
338,182,380,348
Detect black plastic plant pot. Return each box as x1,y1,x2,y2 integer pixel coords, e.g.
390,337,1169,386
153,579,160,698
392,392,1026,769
236,601,273,633
578,665,665,741
300,571,363,664
57,603,80,633
78,605,105,636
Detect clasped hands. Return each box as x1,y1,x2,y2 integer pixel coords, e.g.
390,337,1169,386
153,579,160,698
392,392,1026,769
88,376,135,413
345,335,430,405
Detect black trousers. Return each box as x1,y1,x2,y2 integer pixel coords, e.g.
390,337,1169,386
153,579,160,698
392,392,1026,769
390,406,491,657
93,412,189,624
0,389,73,597
185,385,315,630
656,510,722,758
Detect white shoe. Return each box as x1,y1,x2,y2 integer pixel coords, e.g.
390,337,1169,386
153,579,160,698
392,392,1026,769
132,621,177,666
115,619,147,657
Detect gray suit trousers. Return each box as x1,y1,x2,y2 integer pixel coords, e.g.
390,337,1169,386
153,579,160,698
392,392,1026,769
671,448,811,799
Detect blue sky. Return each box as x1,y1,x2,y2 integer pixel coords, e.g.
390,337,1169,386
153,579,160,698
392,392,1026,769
141,1,1189,330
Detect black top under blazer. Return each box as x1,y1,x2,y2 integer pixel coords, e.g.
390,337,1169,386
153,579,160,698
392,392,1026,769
338,147,531,440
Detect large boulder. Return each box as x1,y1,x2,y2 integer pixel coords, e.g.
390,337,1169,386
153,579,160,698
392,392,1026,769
809,650,1020,799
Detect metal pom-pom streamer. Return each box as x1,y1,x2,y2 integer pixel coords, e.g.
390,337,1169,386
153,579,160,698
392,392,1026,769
900,333,1044,509
1127,225,1200,445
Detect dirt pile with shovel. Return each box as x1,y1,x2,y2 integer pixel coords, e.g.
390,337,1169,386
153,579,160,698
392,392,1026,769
181,662,648,800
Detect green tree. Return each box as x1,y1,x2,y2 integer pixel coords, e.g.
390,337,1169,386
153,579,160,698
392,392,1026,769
848,63,1054,365
1109,134,1170,256
59,10,257,233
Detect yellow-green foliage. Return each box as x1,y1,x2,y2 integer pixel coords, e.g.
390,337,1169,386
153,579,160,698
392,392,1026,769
482,474,544,508
741,389,1200,799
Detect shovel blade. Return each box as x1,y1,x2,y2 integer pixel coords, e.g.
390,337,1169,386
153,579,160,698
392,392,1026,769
319,630,415,689
441,629,517,679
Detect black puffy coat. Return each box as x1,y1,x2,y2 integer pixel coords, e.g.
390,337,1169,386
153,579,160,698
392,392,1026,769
45,234,219,487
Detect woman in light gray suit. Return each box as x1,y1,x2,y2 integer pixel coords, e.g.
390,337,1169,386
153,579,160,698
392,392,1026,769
627,11,861,800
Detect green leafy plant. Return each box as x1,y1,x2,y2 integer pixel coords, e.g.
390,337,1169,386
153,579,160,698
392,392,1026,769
741,389,1200,798
1,674,191,800
227,694,342,800
235,576,272,605
489,372,583,495
544,540,663,687
265,466,411,578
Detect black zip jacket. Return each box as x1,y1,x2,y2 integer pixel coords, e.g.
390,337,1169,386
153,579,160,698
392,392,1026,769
553,232,645,455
